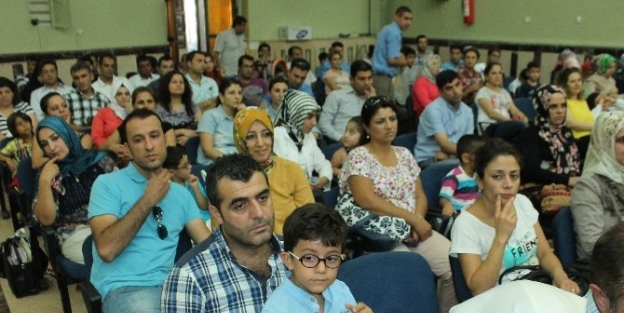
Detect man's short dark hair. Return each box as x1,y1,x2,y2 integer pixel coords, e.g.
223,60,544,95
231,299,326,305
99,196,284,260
287,46,302,58
136,54,150,67
330,41,344,49
38,59,58,72
158,55,174,67
350,60,372,78
416,34,427,42
98,52,116,65
70,61,93,75
401,46,416,57
78,55,94,66
436,70,459,90
318,52,328,63
395,6,412,15
456,134,486,160
592,222,624,310
258,42,270,53
526,61,540,70
205,154,267,210
450,44,463,53
238,54,255,67
186,51,206,63
488,47,501,56
282,203,348,253
233,16,247,27
119,108,163,144
290,58,310,72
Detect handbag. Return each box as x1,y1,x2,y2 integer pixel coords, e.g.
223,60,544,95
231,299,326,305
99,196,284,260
2,236,39,298
336,192,410,252
540,184,571,215
498,264,590,295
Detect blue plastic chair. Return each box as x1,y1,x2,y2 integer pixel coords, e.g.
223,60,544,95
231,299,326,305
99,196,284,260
420,162,457,214
321,142,343,161
552,206,578,268
322,186,340,209
450,255,473,302
338,252,438,313
514,97,536,121
185,136,201,165
392,133,417,155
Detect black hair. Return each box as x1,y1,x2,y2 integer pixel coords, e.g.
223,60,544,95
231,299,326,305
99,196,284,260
395,6,412,15
77,55,94,67
318,52,328,63
436,70,460,90
456,134,486,160
331,41,344,49
474,137,522,179
483,62,502,76
416,34,427,42
269,76,289,90
205,154,267,210
350,60,373,78
7,112,32,138
98,52,116,65
449,44,463,53
526,61,540,70
359,96,397,146
162,145,187,170
136,54,150,67
0,77,21,105
238,54,255,67
119,108,163,144
282,203,348,252
158,55,174,67
287,46,302,58
158,71,194,117
40,92,63,115
401,46,416,56
233,15,247,27
185,51,206,65
463,47,480,60
217,77,242,106
70,61,93,75
488,47,501,56
258,42,271,53
591,222,624,309
519,68,529,80
131,87,155,105
290,58,310,72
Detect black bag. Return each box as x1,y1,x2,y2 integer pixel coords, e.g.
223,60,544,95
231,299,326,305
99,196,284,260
498,264,590,295
2,237,39,298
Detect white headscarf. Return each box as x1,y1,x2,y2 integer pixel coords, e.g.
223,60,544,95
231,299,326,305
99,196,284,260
418,54,441,83
582,111,624,184
109,82,133,119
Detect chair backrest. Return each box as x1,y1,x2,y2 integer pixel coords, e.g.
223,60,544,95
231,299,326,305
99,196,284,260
419,162,458,213
514,97,536,121
321,142,343,161
450,255,473,302
504,76,516,92
552,206,577,268
338,251,438,313
392,133,417,155
322,187,340,209
185,136,201,165
82,234,93,280
17,157,36,199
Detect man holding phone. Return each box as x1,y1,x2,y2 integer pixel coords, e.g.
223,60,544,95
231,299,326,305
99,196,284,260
318,60,376,143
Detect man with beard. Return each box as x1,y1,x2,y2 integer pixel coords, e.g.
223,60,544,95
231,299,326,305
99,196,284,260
88,109,211,312
161,153,288,313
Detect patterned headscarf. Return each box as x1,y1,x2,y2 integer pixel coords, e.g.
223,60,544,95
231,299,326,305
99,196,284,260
274,90,321,149
233,108,275,171
37,116,106,177
583,111,624,184
594,53,617,75
419,54,441,83
533,85,580,175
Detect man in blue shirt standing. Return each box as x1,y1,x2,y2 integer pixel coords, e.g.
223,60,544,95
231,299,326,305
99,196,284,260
372,6,413,97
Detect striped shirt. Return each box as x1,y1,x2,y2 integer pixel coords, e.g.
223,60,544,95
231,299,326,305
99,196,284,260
0,102,35,138
439,165,479,212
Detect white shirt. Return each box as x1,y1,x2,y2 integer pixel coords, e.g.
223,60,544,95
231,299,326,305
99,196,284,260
214,28,246,77
30,83,73,121
92,76,134,103
128,73,160,88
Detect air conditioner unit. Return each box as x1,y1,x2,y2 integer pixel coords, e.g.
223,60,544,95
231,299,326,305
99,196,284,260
278,26,312,41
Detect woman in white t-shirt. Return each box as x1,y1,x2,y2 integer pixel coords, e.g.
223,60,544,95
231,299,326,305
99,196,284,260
450,138,579,296
475,63,528,139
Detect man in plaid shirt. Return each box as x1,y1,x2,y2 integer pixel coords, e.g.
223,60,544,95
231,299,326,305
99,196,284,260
161,154,288,313
64,61,109,128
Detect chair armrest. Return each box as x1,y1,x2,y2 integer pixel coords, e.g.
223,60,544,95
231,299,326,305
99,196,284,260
79,281,102,313
41,226,62,271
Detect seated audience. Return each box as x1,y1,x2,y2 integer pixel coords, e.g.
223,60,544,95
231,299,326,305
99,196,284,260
450,138,579,296
156,71,201,146
262,203,372,313
204,53,223,87
336,96,457,312
475,62,528,138
571,111,624,261
88,109,210,312
508,68,527,96
439,134,486,216
474,47,502,77
92,53,133,105
411,54,442,117
255,42,272,81
440,44,464,73
515,61,541,99
237,55,268,107
516,85,580,188
287,58,314,96
331,116,363,179
259,76,289,121
185,51,219,111
458,47,484,106
273,90,332,192
585,54,619,97
318,60,374,143
161,154,288,312
129,54,160,88
557,67,595,157
0,112,35,178
588,222,624,313
30,59,73,121
32,92,93,169
233,107,314,235
415,70,474,169
393,46,416,106
147,55,176,102
197,77,244,165
0,77,37,139
65,61,110,130
91,83,133,148
323,50,351,95
34,116,115,275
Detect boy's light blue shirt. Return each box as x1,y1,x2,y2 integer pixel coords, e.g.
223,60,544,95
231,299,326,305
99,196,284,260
262,276,356,313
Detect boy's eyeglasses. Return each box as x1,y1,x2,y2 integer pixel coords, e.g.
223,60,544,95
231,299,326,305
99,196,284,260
288,252,344,269
153,206,168,240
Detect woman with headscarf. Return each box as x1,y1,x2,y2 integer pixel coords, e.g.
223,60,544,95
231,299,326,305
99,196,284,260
571,111,624,260
34,116,116,277
411,54,441,117
91,83,133,148
233,107,314,234
585,54,619,97
273,90,332,192
515,85,581,188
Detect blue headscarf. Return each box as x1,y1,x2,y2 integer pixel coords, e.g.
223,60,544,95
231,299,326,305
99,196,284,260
36,116,106,176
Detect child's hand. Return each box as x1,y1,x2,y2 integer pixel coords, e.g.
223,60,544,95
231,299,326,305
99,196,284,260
188,174,200,188
346,302,373,313
6,160,16,174
442,203,456,217
310,177,329,189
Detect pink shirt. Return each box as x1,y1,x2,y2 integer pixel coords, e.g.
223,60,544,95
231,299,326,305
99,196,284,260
91,107,122,148
411,76,440,117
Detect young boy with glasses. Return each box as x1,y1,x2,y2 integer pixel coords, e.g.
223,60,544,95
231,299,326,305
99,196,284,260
262,203,372,313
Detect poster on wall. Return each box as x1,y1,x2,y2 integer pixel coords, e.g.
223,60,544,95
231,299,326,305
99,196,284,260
174,0,186,49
